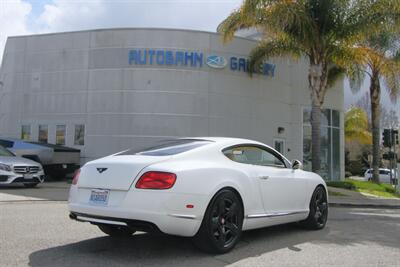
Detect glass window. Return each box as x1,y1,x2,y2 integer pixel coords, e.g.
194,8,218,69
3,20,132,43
303,108,330,126
302,125,312,171
223,146,286,167
56,125,66,145
303,107,311,124
320,126,332,179
21,125,31,140
38,125,48,143
332,110,340,128
74,124,85,146
274,139,285,155
0,146,14,157
118,139,212,156
302,108,341,181
321,109,331,126
332,128,340,180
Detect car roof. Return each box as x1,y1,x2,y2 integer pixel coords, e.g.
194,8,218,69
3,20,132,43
179,137,263,145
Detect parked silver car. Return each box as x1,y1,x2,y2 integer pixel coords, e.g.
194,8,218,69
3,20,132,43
0,145,45,187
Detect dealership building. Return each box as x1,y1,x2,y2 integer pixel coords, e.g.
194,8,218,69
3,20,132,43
0,28,344,180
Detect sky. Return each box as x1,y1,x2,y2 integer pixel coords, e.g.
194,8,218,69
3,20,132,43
0,0,399,119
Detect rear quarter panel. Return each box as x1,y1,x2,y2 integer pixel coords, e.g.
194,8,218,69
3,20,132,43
136,157,266,220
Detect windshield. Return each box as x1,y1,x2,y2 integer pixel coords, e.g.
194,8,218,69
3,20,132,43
117,139,213,156
0,146,15,157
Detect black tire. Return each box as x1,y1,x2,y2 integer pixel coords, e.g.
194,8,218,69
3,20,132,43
193,189,243,254
98,225,136,237
24,183,38,188
300,186,328,230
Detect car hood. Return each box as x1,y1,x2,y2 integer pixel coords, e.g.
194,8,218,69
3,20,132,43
0,156,42,166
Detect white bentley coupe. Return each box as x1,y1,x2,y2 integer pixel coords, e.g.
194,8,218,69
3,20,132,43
68,137,328,253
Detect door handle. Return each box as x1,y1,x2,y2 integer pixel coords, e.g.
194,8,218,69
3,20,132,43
259,176,270,180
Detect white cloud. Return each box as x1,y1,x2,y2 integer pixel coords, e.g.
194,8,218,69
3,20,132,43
37,0,241,33
0,0,241,63
0,0,32,62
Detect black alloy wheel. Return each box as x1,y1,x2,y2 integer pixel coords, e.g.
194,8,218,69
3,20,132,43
193,189,243,254
300,186,328,229
313,187,328,227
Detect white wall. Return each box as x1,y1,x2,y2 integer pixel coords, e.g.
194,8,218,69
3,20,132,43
0,28,344,178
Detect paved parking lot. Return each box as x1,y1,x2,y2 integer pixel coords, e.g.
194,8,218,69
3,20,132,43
1,183,400,267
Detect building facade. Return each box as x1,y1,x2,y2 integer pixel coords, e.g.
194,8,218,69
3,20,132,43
0,28,344,180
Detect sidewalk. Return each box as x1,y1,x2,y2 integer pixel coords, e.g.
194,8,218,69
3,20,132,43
328,186,400,209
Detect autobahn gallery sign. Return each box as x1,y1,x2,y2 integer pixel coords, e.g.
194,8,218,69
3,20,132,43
128,49,276,77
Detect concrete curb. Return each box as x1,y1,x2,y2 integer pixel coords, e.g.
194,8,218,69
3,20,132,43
329,202,400,209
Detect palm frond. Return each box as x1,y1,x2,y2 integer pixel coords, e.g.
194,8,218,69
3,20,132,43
247,37,302,74
327,66,345,88
380,61,400,103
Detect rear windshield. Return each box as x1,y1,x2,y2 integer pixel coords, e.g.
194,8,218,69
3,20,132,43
117,139,212,156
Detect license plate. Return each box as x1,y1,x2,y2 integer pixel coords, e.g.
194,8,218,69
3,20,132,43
89,189,109,205
24,174,33,179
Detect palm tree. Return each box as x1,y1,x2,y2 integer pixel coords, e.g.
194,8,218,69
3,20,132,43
348,30,400,183
345,107,372,145
218,0,397,175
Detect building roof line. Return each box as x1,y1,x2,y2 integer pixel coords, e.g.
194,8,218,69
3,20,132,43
6,27,257,43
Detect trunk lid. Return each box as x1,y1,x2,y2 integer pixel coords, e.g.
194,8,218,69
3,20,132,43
78,155,170,190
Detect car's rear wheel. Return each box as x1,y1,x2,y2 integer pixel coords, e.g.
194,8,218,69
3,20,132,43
23,183,38,188
193,189,243,254
98,225,136,237
300,186,328,229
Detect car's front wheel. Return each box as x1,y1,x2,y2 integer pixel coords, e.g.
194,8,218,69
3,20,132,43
193,189,243,254
300,186,328,229
98,225,136,237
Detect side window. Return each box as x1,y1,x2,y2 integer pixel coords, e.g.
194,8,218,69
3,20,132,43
74,124,85,146
38,125,48,143
21,125,31,140
56,125,66,145
223,145,286,167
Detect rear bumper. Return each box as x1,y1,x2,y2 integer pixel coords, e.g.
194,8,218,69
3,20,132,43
69,212,162,233
68,185,208,237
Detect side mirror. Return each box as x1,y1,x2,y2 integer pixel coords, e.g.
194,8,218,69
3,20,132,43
292,159,303,170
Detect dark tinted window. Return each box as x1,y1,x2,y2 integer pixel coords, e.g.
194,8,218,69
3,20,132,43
117,139,212,156
0,140,14,148
379,170,390,175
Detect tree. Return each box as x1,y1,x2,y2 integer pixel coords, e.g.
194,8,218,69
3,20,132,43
345,107,372,145
218,0,395,174
354,92,399,129
381,108,399,129
348,29,400,183
344,107,372,176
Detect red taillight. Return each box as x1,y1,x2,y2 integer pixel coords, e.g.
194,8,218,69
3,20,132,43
72,169,80,185
135,171,177,189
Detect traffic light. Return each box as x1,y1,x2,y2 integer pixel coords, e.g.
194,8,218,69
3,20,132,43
383,129,391,147
383,152,395,160
393,130,399,145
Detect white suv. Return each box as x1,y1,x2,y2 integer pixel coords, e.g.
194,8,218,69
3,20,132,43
364,168,395,184
0,145,45,187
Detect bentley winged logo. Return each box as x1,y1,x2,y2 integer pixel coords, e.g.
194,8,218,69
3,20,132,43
96,168,108,174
